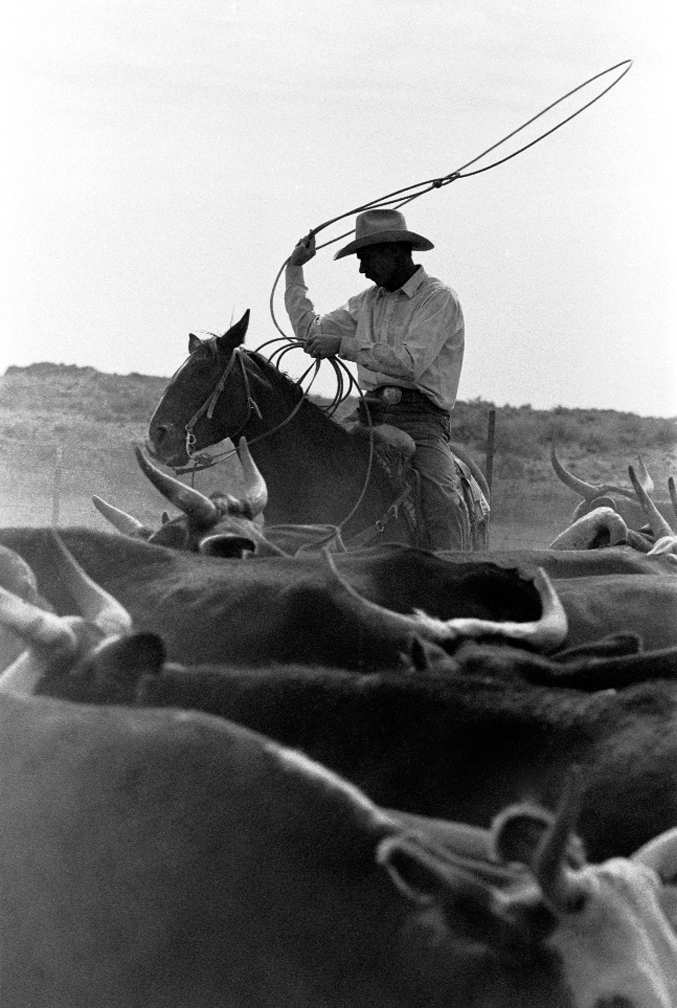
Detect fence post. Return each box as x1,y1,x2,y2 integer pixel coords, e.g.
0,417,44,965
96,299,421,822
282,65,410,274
51,445,63,526
485,408,496,497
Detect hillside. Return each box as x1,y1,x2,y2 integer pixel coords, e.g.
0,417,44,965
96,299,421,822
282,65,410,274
1,362,675,548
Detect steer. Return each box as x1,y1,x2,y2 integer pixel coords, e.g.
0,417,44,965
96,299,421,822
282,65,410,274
3,690,677,1008
0,528,568,667
1,526,675,664
551,441,675,533
33,630,677,862
93,437,284,557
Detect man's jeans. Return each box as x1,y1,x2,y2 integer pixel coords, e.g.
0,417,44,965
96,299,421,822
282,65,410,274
356,400,469,551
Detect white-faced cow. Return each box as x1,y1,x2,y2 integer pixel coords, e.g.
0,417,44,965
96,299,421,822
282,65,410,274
551,442,676,538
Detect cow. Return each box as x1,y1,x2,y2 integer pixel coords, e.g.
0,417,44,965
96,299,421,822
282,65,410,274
0,528,571,667
627,465,677,560
1,559,677,1007
93,437,288,558
0,544,46,671
32,626,677,863
4,690,677,1008
1,524,676,666
551,441,676,533
547,505,645,551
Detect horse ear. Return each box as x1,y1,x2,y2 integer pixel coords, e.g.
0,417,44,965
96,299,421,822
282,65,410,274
188,333,203,354
217,310,250,356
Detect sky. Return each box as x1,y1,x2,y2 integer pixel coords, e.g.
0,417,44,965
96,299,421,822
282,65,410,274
1,0,675,418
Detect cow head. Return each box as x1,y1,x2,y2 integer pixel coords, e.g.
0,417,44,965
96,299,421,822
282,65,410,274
379,770,677,1005
550,441,676,537
93,437,284,558
0,532,165,695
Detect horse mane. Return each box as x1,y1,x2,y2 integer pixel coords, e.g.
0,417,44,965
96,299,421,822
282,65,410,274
245,349,355,437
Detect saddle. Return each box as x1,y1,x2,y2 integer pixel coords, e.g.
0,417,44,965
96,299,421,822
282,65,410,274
344,416,489,550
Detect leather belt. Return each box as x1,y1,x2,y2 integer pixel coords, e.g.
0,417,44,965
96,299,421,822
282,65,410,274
368,386,449,414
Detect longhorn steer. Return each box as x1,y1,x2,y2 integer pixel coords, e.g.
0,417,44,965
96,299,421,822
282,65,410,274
0,528,675,665
34,631,677,862
551,442,675,533
0,529,563,667
3,691,677,1008
93,438,283,557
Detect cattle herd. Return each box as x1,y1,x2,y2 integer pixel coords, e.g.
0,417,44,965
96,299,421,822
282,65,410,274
1,428,676,1007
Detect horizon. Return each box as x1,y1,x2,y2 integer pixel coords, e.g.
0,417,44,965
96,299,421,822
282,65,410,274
4,357,675,422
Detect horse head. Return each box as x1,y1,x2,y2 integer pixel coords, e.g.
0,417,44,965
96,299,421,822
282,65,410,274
148,310,251,467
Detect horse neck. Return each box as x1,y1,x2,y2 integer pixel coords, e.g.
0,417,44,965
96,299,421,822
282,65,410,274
216,372,400,529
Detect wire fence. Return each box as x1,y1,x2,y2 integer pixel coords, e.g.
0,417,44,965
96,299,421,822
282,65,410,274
0,441,576,551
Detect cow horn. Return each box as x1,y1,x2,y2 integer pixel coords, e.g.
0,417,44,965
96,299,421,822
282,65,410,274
550,442,604,499
321,551,567,653
547,507,629,550
0,586,77,649
134,447,218,525
633,454,654,495
48,532,133,636
92,495,151,538
534,768,588,914
237,437,268,517
550,443,633,501
433,568,568,653
628,466,674,540
633,826,677,883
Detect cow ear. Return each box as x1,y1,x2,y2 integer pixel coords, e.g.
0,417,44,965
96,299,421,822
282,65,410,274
217,309,250,356
376,835,514,946
148,524,189,550
92,634,166,687
188,333,203,354
408,636,431,671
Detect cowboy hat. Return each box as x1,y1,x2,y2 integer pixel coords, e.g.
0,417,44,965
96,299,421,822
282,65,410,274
333,209,434,260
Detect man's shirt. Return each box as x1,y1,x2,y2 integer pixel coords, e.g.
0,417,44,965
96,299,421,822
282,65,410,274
284,264,464,412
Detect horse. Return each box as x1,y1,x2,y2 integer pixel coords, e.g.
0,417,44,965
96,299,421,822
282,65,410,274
147,312,490,550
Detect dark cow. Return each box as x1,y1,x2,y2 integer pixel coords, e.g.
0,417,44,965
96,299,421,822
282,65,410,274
34,631,677,863
0,528,568,667
4,692,677,1007
2,524,676,666
94,438,285,558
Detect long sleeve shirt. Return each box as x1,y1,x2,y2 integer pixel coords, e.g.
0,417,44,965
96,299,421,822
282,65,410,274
284,263,464,412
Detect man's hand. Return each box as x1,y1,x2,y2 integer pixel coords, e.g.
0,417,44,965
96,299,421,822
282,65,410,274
305,332,341,358
288,232,317,267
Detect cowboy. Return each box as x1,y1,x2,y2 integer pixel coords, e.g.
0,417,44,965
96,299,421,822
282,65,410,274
284,208,471,551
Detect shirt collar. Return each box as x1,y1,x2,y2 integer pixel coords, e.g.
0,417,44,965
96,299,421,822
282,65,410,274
397,265,427,299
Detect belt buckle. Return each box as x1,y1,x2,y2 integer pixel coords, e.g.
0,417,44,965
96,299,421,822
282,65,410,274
380,387,402,405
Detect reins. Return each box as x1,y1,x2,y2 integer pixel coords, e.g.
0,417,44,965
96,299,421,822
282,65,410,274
172,340,396,545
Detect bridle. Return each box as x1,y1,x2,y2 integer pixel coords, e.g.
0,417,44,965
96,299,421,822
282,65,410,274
170,340,412,547
181,345,260,471
177,342,316,474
